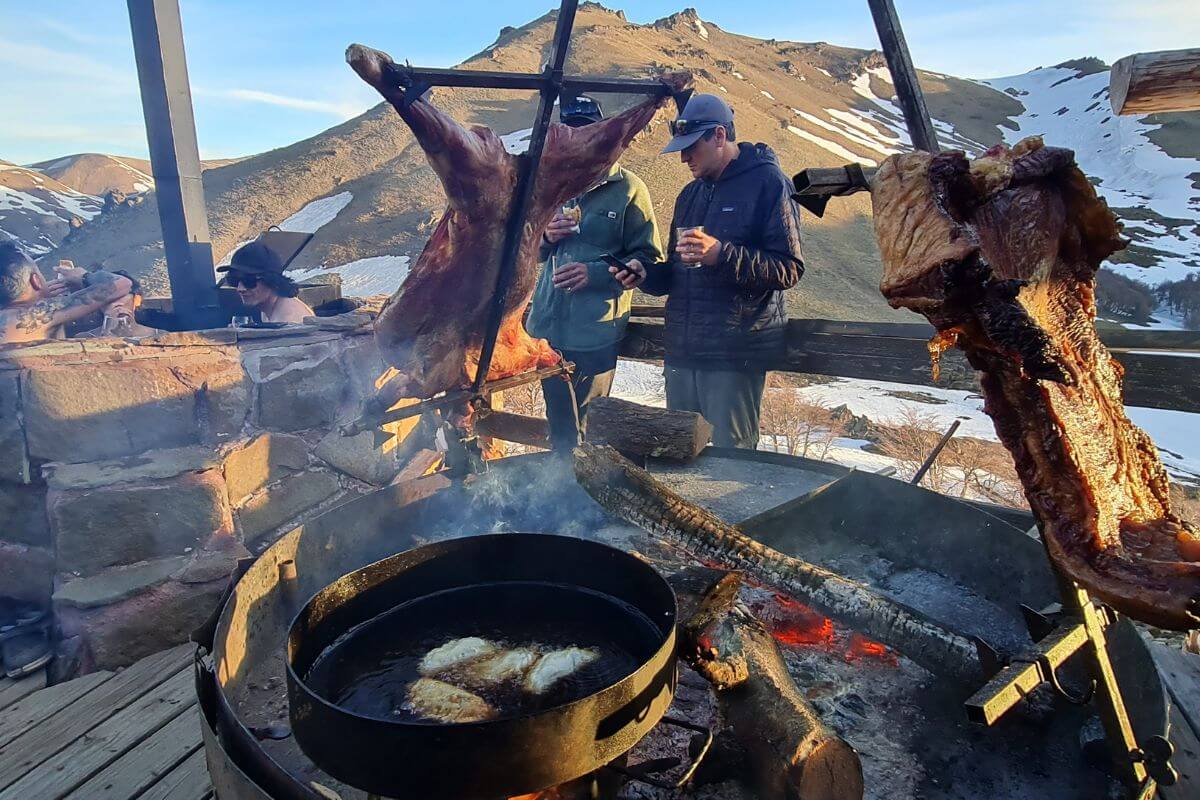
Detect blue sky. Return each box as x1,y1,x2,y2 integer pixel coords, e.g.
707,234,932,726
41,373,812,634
2,0,1196,164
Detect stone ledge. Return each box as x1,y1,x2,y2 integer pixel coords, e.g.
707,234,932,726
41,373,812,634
0,483,51,548
44,445,221,491
236,470,343,544
0,374,29,485
223,432,309,505
53,555,188,609
51,468,232,576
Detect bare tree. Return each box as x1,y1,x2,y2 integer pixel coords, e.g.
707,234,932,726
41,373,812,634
760,383,845,459
880,407,1027,507
879,408,952,491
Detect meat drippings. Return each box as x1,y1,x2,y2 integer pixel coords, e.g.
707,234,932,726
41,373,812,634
873,137,1200,630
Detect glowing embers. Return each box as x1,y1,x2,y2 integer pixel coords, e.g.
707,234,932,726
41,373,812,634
750,592,898,666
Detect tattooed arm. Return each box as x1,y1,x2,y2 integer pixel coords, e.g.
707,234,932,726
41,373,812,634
1,270,133,343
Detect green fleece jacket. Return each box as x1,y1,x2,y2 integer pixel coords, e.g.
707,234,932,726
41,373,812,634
527,164,663,352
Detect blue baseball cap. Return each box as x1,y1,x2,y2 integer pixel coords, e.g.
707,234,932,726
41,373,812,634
662,93,734,154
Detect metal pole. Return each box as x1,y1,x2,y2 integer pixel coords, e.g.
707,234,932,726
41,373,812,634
471,0,580,392
910,419,960,485
127,0,221,329
866,0,939,153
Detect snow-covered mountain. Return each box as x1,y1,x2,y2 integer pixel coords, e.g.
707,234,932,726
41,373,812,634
0,161,101,256
982,60,1200,288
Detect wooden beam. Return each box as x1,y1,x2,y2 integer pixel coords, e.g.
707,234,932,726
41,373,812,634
586,396,712,461
619,320,1200,413
1111,48,1200,115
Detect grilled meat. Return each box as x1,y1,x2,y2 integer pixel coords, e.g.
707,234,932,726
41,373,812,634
345,44,690,412
873,137,1200,629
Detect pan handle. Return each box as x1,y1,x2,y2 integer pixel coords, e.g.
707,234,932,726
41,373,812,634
605,715,713,789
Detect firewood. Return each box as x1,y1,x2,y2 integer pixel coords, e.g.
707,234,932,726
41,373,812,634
585,396,712,461
473,408,550,449
681,573,864,800
1110,48,1200,115
573,442,984,682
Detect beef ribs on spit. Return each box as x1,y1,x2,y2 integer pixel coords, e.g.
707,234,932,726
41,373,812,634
344,44,691,423
872,137,1200,630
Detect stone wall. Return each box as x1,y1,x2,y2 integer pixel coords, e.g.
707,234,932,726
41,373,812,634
0,319,415,670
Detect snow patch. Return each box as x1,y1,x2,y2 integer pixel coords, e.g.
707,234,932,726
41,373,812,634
693,18,709,40
278,191,352,234
786,125,877,166
291,255,411,297
132,182,150,193
732,71,745,80
794,109,899,157
816,68,832,78
760,90,775,100
982,66,1200,286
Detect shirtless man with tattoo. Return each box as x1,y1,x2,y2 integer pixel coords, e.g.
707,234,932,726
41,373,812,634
0,242,133,345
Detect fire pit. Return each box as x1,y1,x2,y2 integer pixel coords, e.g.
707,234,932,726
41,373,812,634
195,449,1171,799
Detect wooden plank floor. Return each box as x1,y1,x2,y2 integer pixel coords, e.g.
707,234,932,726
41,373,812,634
0,644,211,800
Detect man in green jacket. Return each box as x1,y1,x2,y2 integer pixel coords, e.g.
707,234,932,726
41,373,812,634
527,95,664,451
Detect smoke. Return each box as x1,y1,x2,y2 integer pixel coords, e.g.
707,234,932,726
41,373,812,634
422,454,617,543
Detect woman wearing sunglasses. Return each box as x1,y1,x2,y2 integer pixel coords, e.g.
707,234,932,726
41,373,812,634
217,241,314,324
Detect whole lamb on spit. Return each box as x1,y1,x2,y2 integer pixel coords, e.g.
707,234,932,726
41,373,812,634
345,44,690,423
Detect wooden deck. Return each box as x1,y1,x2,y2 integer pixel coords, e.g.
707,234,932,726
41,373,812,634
0,644,209,800
0,639,1194,799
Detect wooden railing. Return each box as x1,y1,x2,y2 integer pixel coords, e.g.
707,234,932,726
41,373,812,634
620,312,1200,413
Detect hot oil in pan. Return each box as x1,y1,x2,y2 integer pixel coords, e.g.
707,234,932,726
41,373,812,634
305,581,664,722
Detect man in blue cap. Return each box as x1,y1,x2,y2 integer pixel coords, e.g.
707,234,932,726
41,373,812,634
614,93,804,449
527,95,664,451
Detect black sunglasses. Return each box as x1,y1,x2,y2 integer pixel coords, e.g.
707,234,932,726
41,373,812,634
669,118,721,137
225,272,259,289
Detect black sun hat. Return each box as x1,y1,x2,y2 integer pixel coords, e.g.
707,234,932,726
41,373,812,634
216,240,286,275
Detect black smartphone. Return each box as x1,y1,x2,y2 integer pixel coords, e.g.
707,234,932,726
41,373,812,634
600,253,627,271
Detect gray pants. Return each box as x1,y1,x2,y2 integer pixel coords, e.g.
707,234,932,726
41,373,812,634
665,366,765,450
543,346,618,452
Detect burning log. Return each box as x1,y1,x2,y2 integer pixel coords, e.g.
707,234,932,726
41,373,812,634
585,397,713,462
573,442,984,682
681,573,864,800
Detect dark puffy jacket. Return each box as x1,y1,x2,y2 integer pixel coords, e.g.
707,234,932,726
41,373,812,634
642,142,804,370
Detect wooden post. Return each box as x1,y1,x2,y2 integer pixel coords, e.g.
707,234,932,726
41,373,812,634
1111,49,1200,115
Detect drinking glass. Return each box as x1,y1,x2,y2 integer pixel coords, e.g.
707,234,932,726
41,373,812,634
230,315,252,329
101,315,120,336
676,225,704,268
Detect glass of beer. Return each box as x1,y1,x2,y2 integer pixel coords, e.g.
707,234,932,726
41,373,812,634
562,200,582,233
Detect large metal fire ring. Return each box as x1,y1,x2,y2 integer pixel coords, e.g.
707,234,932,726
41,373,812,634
193,448,1171,799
